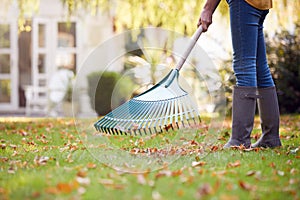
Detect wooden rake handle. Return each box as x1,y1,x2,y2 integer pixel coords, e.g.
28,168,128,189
164,26,203,88
175,25,203,71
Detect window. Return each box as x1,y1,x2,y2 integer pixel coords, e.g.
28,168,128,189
56,22,77,71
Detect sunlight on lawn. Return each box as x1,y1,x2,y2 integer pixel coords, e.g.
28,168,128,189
0,115,299,200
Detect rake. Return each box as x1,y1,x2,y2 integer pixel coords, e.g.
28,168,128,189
94,26,204,135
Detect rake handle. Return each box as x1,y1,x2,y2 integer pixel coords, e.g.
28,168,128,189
175,25,203,71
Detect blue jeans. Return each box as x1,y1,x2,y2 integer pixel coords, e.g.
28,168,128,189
227,0,274,87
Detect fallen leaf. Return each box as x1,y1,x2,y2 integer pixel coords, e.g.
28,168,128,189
246,170,256,176
172,169,183,177
196,183,213,199
277,170,285,176
77,170,87,178
269,162,276,168
238,181,253,191
56,183,73,194
227,160,241,168
0,144,6,149
86,163,97,169
192,161,206,167
34,156,49,166
76,177,90,186
210,146,219,151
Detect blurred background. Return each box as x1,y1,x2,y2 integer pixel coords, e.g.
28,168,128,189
0,0,299,117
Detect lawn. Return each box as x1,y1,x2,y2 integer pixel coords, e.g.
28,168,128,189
0,115,299,200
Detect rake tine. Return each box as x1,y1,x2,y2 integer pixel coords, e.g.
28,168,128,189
153,103,166,132
142,102,158,131
103,125,108,133
144,103,158,131
181,96,190,122
127,100,150,131
163,98,172,128
157,101,169,129
143,128,147,135
154,127,158,133
117,102,138,132
169,99,175,128
110,128,115,135
174,98,179,126
188,95,201,123
159,126,163,133
116,128,122,135
147,101,163,132
149,127,153,135
104,127,110,134
135,101,155,132
164,125,169,132
177,96,185,127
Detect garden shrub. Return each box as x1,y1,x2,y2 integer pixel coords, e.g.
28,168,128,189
87,71,136,116
266,24,300,113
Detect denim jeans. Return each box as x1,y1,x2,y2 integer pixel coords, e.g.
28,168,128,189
227,0,274,87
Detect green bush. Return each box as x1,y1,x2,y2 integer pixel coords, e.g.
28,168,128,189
87,71,136,116
266,24,300,113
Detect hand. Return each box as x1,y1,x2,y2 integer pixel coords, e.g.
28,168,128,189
197,9,213,32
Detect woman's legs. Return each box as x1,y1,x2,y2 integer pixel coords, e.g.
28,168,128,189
256,11,274,87
225,0,280,148
228,0,271,86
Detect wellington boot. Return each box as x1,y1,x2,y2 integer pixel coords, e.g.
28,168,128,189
224,86,257,148
251,86,282,148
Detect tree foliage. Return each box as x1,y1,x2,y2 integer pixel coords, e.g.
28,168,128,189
266,24,300,113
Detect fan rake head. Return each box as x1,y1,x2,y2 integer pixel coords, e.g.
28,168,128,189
94,69,201,135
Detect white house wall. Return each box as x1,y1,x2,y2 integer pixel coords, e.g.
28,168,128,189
0,0,119,116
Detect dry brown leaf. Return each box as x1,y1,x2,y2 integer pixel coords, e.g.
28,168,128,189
0,144,6,150
269,162,276,168
238,180,254,191
77,170,87,178
246,170,256,176
210,145,219,151
86,163,97,169
34,156,49,166
212,170,227,177
196,183,213,199
192,161,206,167
56,183,73,194
171,169,183,177
227,160,241,168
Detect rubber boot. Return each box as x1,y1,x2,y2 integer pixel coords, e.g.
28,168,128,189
224,86,257,148
251,86,282,148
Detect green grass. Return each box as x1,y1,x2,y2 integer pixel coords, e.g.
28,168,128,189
0,115,299,200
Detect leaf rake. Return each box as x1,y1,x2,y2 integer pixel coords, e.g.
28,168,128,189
94,26,204,135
